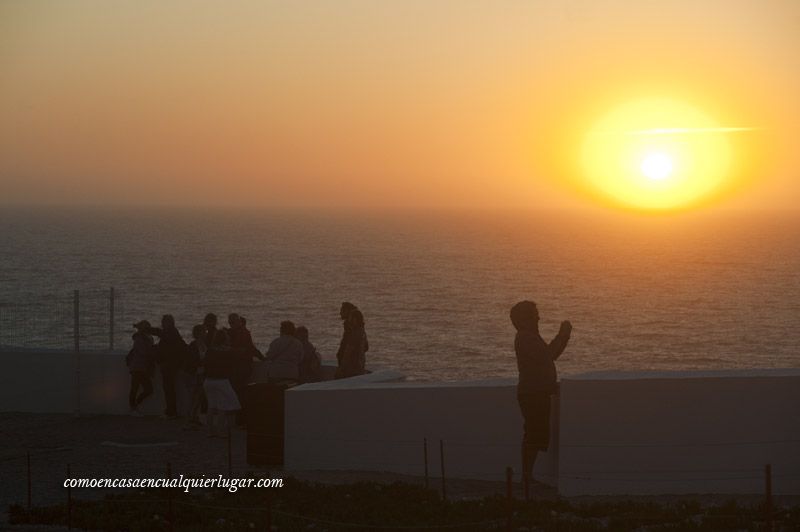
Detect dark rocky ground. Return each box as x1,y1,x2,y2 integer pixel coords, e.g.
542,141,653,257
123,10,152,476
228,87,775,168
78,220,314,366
0,412,542,530
3,412,797,531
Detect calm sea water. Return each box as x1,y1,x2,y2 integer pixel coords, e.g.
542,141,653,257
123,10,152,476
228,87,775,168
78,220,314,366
1,207,798,380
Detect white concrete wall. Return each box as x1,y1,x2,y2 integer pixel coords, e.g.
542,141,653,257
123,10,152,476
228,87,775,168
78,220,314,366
284,373,560,485
558,369,800,496
2,349,798,496
0,349,172,415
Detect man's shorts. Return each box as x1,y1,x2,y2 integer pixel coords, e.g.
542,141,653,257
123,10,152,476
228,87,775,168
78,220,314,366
517,392,552,451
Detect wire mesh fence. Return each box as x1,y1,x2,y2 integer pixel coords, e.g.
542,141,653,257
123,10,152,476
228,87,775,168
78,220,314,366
0,293,75,351
0,288,139,352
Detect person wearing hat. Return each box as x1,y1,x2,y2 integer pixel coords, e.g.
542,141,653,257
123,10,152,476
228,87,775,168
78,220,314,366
126,320,156,416
510,300,571,498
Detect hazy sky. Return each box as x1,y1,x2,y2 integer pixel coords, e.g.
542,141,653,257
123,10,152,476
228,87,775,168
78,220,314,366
1,1,798,210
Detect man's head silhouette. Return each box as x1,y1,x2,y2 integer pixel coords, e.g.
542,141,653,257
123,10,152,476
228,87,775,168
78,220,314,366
510,300,539,332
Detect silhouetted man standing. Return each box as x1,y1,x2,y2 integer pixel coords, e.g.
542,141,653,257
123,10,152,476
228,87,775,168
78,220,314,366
510,300,571,498
203,313,218,346
149,314,187,419
228,312,263,425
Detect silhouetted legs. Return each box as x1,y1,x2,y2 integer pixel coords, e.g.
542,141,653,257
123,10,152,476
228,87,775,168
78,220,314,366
521,443,538,501
129,371,153,411
518,393,551,499
231,379,246,426
162,369,178,417
231,362,251,426
184,375,205,427
200,389,208,414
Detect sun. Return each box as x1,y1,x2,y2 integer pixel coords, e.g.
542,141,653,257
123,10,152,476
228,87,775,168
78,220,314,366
581,98,733,211
640,152,673,181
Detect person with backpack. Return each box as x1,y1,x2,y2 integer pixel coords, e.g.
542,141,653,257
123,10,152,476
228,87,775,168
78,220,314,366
126,320,156,415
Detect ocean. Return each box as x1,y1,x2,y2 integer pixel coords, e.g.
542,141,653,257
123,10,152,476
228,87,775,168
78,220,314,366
1,207,798,380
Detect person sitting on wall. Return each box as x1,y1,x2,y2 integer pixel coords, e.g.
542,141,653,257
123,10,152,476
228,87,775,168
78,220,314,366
335,309,368,379
510,300,571,498
263,320,304,382
126,320,156,416
295,325,322,383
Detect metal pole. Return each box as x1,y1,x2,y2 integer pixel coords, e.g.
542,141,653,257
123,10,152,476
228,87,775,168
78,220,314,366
109,287,115,351
73,290,80,416
66,463,72,530
765,464,773,531
227,426,233,477
423,438,429,490
439,439,446,501
26,452,31,511
265,493,272,532
167,462,174,532
506,466,514,532
73,290,79,353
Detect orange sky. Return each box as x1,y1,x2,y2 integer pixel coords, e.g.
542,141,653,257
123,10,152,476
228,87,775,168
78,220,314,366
1,1,798,210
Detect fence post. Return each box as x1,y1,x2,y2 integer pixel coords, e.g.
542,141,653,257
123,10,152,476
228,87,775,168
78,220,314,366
265,492,272,532
73,290,80,416
506,466,514,532
167,462,174,532
439,439,446,501
66,463,72,530
522,466,528,502
227,426,233,477
423,438,429,490
26,451,31,511
765,464,772,531
109,287,115,351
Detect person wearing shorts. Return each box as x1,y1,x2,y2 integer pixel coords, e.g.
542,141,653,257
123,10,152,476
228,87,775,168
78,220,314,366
510,300,571,495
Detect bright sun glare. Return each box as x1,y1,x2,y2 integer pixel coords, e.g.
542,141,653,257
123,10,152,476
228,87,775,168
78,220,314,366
640,152,673,181
582,98,735,211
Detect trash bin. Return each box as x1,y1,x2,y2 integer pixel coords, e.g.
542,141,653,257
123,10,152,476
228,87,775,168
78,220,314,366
245,381,296,466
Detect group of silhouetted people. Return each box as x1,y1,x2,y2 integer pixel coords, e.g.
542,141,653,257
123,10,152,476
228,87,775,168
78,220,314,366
128,296,569,492
126,302,368,435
